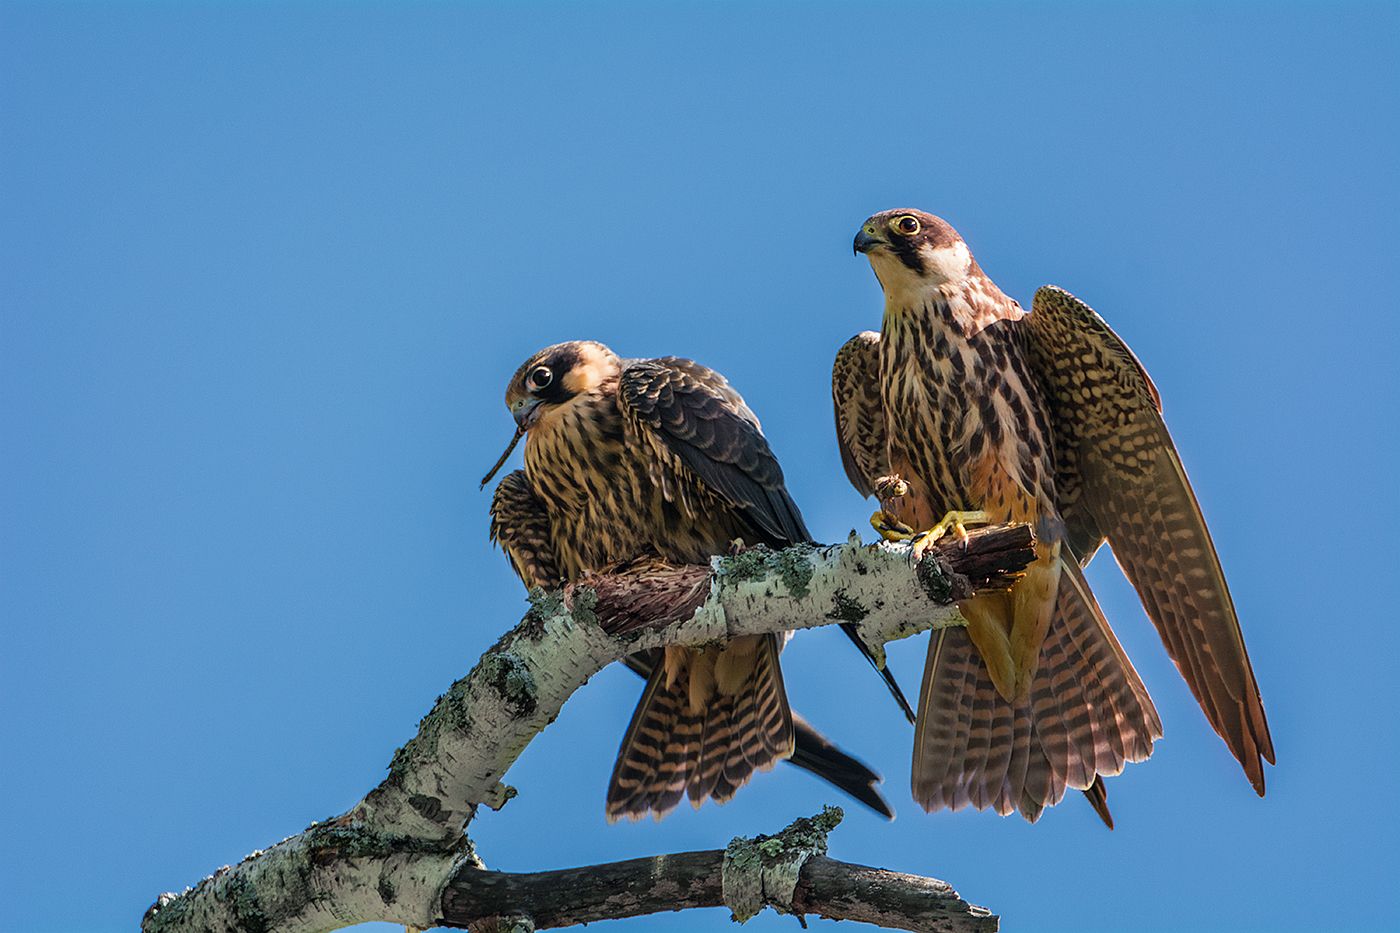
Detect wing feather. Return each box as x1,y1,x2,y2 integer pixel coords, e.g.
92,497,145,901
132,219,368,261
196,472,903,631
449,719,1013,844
1026,285,1273,791
488,470,562,589
619,357,809,546
832,331,887,498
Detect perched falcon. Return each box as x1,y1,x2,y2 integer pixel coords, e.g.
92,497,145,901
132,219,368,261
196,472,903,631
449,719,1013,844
835,209,1273,823
483,340,911,821
488,468,897,818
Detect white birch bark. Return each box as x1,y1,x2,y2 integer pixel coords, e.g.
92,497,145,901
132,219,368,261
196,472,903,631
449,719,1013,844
142,528,1031,933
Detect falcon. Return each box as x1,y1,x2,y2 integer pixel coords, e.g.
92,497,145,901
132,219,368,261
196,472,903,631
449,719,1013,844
482,340,912,820
835,209,1273,823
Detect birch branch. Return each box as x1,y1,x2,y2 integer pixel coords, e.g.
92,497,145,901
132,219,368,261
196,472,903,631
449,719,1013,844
142,525,1033,933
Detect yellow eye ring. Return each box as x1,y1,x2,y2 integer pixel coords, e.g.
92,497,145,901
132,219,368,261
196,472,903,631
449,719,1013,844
893,215,921,236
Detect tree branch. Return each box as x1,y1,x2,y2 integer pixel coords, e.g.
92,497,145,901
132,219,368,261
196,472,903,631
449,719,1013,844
142,526,1032,933
443,809,997,933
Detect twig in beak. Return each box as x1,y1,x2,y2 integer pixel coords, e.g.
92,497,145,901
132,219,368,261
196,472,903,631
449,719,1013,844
480,427,526,489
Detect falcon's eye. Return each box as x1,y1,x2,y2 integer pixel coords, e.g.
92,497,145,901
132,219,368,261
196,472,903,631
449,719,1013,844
894,215,921,236
528,366,553,391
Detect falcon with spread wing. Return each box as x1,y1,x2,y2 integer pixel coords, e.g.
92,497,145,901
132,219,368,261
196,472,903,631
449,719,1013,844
483,340,911,821
836,209,1273,823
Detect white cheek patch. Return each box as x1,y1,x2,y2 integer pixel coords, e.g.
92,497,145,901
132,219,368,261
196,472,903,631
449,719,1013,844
920,240,971,284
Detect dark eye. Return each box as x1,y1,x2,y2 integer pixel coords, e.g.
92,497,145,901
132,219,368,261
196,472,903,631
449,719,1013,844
895,215,921,235
528,366,553,391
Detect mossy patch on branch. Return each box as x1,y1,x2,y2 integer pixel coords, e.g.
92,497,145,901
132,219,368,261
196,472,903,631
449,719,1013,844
826,589,869,624
722,806,844,922
390,676,476,778
915,552,955,603
716,544,815,599
520,587,566,639
568,586,598,627
477,652,538,717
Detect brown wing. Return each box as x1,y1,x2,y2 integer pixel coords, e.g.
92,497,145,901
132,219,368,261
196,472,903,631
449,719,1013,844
1025,285,1274,792
621,356,916,724
488,469,562,590
832,331,887,498
618,357,810,547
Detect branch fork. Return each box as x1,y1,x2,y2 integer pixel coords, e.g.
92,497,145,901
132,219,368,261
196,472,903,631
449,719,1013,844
143,525,1033,933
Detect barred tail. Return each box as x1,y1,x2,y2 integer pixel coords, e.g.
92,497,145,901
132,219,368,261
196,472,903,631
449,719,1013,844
606,635,794,822
911,558,1161,823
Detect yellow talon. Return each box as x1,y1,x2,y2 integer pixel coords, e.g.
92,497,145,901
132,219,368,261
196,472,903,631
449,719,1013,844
870,509,914,542
910,510,991,562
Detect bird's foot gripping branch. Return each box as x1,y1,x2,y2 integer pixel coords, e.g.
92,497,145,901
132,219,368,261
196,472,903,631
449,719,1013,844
142,525,1033,933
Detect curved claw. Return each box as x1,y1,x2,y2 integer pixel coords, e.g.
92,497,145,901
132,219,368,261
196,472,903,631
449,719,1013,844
909,510,991,562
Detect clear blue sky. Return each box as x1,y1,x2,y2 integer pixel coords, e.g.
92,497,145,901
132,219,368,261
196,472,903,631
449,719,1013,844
3,3,1397,931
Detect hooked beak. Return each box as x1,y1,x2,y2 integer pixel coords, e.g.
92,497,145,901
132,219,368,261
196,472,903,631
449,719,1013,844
511,396,543,430
853,228,883,256
479,398,543,490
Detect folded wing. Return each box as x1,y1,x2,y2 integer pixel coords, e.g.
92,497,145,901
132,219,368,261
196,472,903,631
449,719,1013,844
619,357,809,546
832,331,887,498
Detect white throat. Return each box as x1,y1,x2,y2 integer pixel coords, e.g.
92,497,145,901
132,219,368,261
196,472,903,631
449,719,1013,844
867,240,973,311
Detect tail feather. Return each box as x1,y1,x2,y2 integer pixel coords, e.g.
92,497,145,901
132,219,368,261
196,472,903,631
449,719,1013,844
687,695,730,806
938,635,980,812
621,649,893,818
910,630,967,812
994,701,1032,817
1029,641,1074,791
787,714,894,819
978,692,1015,813
840,622,917,724
722,683,758,791
1057,599,1128,776
752,642,795,765
1083,775,1115,829
1017,726,1058,823
1059,561,1162,764
607,635,793,821
1042,616,1097,789
911,558,1162,823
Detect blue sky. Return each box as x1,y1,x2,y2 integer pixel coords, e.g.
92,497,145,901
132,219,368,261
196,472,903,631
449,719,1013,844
3,3,1397,931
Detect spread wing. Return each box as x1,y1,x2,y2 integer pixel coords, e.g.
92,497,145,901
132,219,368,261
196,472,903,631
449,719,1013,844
832,331,887,498
1025,285,1274,792
618,357,810,547
488,469,562,590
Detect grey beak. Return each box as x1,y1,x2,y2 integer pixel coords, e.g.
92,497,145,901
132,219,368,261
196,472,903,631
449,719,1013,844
480,397,543,490
853,229,882,255
511,397,542,429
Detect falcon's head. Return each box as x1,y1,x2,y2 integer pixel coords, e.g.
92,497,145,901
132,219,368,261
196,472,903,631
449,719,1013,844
853,209,975,294
480,340,621,488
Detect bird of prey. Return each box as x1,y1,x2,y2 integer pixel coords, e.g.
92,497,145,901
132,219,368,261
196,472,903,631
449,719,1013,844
488,470,895,818
483,340,912,821
835,209,1273,824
